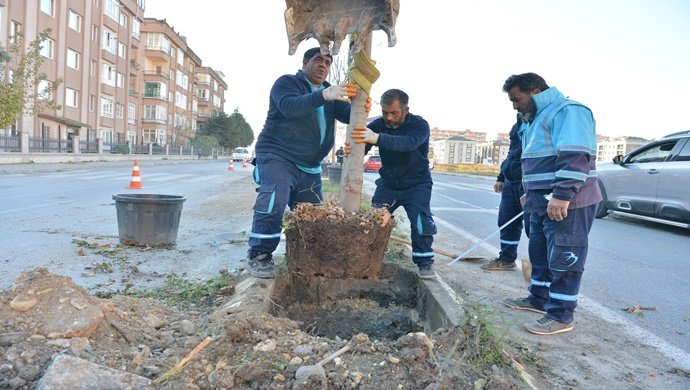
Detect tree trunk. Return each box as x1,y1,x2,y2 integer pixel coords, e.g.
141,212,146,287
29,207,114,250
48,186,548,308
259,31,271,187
339,34,373,213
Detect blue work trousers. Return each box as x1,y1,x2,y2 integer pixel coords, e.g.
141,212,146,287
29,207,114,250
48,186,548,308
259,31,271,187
248,153,323,258
372,179,437,266
497,179,528,263
526,202,596,323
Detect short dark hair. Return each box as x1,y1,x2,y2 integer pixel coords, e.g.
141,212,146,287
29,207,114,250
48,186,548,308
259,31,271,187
502,73,549,93
303,47,332,61
380,89,409,108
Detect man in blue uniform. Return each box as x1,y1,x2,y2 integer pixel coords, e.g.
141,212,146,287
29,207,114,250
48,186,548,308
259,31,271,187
350,89,437,280
502,73,601,335
247,47,369,278
481,114,529,271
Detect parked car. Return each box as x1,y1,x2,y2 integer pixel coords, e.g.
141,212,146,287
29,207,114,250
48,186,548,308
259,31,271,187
595,130,690,228
232,147,251,162
363,155,382,172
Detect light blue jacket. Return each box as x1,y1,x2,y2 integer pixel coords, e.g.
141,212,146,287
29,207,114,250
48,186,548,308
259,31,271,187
519,87,602,209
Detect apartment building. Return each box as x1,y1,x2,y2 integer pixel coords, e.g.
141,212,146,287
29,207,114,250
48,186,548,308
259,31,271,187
596,136,648,163
431,135,477,165
195,66,227,131
0,1,226,151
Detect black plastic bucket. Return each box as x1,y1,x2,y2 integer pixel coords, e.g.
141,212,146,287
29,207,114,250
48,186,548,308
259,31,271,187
112,194,186,247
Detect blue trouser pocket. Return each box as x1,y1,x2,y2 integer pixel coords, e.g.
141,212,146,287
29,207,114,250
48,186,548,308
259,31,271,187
416,209,437,236
550,234,586,272
253,184,276,214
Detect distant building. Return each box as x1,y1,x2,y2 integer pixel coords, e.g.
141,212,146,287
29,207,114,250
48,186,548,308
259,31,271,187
0,1,227,151
477,139,509,165
597,136,648,163
430,127,485,143
431,135,477,164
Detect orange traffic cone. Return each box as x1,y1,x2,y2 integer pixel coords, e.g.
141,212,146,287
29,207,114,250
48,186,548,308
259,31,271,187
127,160,143,189
227,160,234,171
242,159,248,168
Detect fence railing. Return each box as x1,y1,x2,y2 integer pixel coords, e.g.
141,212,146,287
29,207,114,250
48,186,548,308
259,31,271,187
2,135,232,159
0,135,20,152
28,137,70,153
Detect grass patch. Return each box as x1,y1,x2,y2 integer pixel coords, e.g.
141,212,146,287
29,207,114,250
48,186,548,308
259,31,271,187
458,302,512,367
434,163,500,177
138,271,236,307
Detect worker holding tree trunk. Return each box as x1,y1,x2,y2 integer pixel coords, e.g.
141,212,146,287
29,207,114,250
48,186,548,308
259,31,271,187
247,47,371,278
348,89,437,280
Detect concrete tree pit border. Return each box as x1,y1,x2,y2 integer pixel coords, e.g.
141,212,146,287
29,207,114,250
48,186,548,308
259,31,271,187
268,263,460,340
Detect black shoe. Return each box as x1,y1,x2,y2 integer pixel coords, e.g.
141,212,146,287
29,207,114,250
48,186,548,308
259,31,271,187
481,257,516,271
248,253,275,278
504,297,546,314
417,264,435,280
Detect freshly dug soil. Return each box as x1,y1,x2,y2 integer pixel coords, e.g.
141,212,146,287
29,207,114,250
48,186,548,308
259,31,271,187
284,201,394,279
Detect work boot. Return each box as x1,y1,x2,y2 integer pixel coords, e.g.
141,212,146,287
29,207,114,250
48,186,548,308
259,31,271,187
524,316,574,335
417,263,435,280
247,253,275,278
504,297,545,314
481,257,516,271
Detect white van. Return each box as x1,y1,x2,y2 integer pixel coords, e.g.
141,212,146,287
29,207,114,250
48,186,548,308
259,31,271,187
232,147,251,162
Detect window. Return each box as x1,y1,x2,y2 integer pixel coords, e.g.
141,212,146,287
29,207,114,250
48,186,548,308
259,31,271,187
105,0,119,21
102,28,116,53
676,140,690,162
101,96,114,118
68,10,82,32
170,47,176,59
144,82,167,99
101,63,116,86
40,0,55,16
67,49,80,70
213,95,221,108
91,25,99,42
9,21,21,44
118,42,126,58
146,33,170,54
128,103,136,121
90,59,97,76
177,49,184,65
116,103,124,118
629,141,678,164
89,95,95,112
197,89,208,100
93,0,100,8
119,12,128,27
197,74,210,84
116,72,125,88
132,18,141,40
37,80,52,100
144,105,167,121
176,70,188,89
175,91,187,109
40,38,54,59
100,129,113,144
65,88,79,107
142,129,166,145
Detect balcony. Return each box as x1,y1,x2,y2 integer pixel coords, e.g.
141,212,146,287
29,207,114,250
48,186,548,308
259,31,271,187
145,45,170,61
143,70,169,80
142,93,167,101
128,89,139,98
141,117,168,125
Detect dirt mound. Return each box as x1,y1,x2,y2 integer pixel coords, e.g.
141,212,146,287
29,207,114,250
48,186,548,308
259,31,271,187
0,268,524,389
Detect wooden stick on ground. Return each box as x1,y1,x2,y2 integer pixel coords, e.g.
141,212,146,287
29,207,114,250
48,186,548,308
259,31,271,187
388,235,458,259
154,336,212,384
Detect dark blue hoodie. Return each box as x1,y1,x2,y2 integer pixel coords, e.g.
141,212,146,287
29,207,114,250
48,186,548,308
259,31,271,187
497,115,524,183
255,70,351,167
366,113,432,190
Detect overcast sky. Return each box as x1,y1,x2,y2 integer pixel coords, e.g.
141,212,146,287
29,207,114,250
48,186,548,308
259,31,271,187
145,0,690,141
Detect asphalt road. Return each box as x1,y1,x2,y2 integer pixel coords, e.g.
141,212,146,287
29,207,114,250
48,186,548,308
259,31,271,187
396,171,690,356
